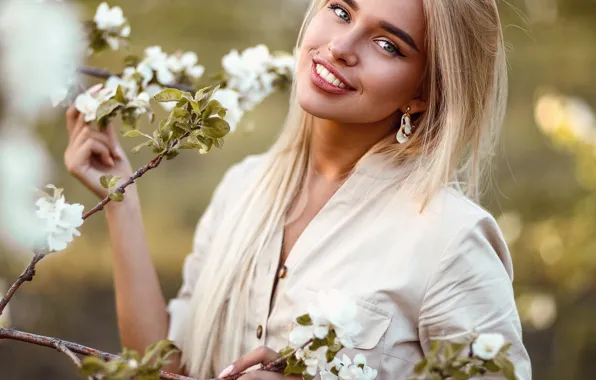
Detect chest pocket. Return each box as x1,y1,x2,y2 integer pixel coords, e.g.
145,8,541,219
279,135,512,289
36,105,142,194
336,298,392,371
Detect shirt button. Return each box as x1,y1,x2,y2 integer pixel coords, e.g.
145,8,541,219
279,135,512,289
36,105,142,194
278,265,288,279
256,324,263,339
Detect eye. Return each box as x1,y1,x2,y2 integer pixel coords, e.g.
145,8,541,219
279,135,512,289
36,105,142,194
328,3,351,23
376,40,404,57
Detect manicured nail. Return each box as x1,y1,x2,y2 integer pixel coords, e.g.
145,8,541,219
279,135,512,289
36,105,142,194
218,364,234,378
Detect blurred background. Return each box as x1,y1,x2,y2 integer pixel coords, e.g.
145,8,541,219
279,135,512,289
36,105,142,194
0,0,595,378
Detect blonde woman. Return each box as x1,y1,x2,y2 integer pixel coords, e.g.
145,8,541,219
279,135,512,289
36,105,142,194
63,0,532,379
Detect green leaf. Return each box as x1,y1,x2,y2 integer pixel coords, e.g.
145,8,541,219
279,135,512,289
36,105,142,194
80,356,106,376
284,361,307,376
108,176,120,189
484,360,500,372
97,99,122,121
179,141,201,150
413,358,428,374
278,346,294,358
202,117,230,138
124,130,146,138
153,88,183,102
132,140,154,154
114,85,126,104
165,150,179,160
100,174,113,189
142,340,177,366
203,99,225,120
189,100,201,115
109,191,124,202
296,314,313,326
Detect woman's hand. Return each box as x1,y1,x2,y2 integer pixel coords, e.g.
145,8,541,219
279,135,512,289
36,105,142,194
64,103,133,199
218,346,301,380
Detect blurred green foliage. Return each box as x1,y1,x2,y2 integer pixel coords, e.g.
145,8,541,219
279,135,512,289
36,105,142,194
0,0,595,379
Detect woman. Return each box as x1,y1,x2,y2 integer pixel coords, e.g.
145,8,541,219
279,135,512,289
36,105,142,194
64,0,532,379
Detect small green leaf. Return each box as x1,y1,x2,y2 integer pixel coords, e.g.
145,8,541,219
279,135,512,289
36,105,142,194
484,360,500,372
114,85,126,104
124,130,146,138
296,314,313,326
80,356,106,376
413,358,428,374
154,88,183,102
100,175,113,189
109,191,124,202
108,175,120,189
203,99,225,120
202,117,230,138
132,140,153,154
189,100,201,115
165,150,179,160
97,99,122,121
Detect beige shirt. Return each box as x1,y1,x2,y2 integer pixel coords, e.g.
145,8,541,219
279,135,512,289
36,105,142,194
167,153,532,379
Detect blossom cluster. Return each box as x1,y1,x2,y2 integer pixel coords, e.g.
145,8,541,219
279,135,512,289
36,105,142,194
92,2,130,51
35,185,84,252
284,289,377,380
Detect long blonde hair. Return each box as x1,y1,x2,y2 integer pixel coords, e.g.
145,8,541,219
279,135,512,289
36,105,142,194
182,0,508,376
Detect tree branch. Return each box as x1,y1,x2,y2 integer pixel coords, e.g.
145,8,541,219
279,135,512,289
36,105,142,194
0,328,196,380
83,131,190,220
77,66,195,92
0,252,46,316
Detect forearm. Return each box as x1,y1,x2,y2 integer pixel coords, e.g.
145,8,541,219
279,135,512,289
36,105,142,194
104,185,169,352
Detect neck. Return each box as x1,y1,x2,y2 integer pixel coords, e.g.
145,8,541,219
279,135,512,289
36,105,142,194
308,116,397,181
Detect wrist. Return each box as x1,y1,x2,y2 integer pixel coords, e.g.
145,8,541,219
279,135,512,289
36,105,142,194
104,183,141,215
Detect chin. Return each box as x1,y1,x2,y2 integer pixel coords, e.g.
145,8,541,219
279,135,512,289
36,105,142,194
296,78,351,122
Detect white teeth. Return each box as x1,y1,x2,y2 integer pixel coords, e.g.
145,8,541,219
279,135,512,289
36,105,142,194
315,64,348,89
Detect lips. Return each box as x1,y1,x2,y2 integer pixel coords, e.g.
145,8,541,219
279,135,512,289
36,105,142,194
310,58,356,95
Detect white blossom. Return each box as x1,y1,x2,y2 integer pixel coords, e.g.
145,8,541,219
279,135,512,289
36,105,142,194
212,89,244,132
222,44,276,111
320,354,378,380
94,2,126,30
35,186,84,252
303,346,329,376
74,84,117,122
472,333,506,360
308,289,362,348
127,359,138,369
289,325,314,347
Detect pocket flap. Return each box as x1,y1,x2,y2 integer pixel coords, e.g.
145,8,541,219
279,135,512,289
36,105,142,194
351,298,392,350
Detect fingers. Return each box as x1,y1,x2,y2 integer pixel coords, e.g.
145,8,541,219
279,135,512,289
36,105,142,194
65,105,80,137
104,123,123,159
238,371,292,380
220,346,280,378
77,139,115,168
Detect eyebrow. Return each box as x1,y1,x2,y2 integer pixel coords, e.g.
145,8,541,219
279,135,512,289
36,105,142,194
341,0,420,53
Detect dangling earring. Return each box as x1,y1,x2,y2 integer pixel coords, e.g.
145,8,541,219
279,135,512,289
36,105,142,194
396,106,414,144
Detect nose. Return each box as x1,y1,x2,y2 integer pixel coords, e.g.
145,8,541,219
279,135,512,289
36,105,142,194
327,34,359,66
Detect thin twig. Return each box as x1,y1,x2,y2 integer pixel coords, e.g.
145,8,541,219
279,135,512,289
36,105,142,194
56,343,82,367
0,252,46,316
0,328,196,380
77,66,195,92
83,131,190,220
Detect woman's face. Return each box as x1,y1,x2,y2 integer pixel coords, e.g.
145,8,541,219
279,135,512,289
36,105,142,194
296,0,427,125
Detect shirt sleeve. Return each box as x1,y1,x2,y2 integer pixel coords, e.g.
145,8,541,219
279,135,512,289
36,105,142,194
418,216,532,380
166,169,232,349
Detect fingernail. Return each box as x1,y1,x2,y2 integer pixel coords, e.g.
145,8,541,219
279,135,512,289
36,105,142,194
109,158,115,167
218,364,234,378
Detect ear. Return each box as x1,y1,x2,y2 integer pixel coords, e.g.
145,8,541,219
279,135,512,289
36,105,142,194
400,97,428,115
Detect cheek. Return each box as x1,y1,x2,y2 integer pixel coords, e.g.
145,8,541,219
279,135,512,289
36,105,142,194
361,64,422,111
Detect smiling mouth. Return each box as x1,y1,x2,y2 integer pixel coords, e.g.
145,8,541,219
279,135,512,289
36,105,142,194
315,63,348,89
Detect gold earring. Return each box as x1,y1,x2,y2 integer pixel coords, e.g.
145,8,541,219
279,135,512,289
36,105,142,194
396,106,414,144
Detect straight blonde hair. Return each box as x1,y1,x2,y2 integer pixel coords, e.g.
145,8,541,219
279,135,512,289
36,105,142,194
182,0,508,377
